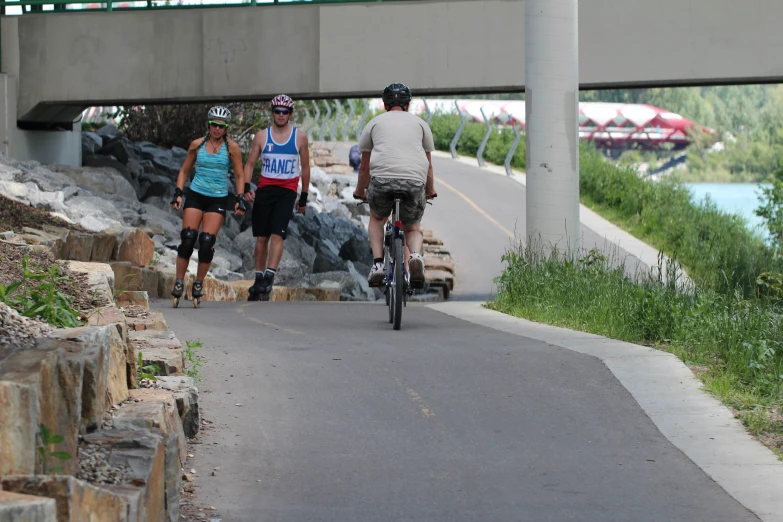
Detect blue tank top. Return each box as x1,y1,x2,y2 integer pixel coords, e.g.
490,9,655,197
190,140,230,198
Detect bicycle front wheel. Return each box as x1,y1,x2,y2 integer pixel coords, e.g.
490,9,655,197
392,236,404,330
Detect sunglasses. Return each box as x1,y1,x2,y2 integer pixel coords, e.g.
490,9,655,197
273,108,291,115
209,120,228,128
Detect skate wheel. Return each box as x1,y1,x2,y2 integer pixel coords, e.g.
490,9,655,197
193,298,200,309
173,297,179,308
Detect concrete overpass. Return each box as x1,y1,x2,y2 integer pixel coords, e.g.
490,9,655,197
4,0,783,128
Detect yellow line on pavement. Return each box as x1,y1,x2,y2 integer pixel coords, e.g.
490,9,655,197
406,388,436,418
245,316,305,335
438,178,515,238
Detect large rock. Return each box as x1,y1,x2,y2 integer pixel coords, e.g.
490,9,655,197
212,247,243,273
97,137,135,165
63,231,95,262
211,267,244,282
50,325,128,433
54,165,138,201
0,180,68,215
112,228,155,267
0,490,56,521
61,195,123,232
339,236,373,266
156,376,199,439
274,258,311,287
129,330,184,376
82,156,141,199
1,475,127,522
312,242,348,273
21,227,68,259
18,164,77,193
63,261,115,307
280,235,317,272
139,173,174,201
82,131,103,156
81,429,166,522
137,143,180,175
83,306,131,399
115,389,185,522
95,123,118,139
201,277,237,302
101,485,144,522
89,232,118,263
0,342,82,476
109,261,143,294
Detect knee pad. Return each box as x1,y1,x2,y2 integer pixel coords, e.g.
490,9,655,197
197,232,217,264
177,228,197,260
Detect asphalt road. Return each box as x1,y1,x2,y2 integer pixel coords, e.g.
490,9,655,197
156,300,757,522
153,150,758,521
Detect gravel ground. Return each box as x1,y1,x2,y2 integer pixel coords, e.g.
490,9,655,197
0,302,53,350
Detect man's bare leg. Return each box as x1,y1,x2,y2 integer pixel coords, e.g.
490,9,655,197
267,235,285,270
254,237,270,272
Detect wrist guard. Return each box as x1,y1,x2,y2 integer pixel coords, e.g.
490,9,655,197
235,192,247,212
170,187,184,205
298,192,308,208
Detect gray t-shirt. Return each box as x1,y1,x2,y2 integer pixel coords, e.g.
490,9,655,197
359,111,435,183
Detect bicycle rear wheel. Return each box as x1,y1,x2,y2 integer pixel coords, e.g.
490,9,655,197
392,236,404,330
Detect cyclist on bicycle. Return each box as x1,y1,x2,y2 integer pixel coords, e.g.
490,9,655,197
353,83,437,288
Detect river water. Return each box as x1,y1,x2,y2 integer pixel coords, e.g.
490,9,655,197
685,182,769,237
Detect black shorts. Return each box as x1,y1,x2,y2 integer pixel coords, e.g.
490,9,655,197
183,188,229,217
252,185,298,239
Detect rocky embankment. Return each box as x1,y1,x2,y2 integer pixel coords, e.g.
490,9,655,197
0,124,454,302
0,256,205,521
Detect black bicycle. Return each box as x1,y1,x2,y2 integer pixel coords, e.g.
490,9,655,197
358,192,434,330
382,194,410,330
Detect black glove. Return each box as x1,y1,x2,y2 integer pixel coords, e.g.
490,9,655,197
235,193,247,213
170,187,184,206
298,192,308,209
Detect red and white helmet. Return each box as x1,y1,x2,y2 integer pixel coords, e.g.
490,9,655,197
270,94,295,111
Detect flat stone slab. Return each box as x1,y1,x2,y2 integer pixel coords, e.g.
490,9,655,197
121,307,167,332
0,490,56,522
129,330,184,377
229,281,341,302
2,475,127,522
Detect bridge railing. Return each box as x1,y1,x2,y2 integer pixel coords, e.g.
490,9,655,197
0,0,413,14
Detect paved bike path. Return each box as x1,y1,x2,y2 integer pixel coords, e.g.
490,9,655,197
326,143,652,301
156,300,760,522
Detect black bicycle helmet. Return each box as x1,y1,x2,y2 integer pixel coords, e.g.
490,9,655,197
382,83,412,108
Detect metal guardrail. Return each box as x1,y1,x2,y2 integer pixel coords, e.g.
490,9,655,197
0,0,413,14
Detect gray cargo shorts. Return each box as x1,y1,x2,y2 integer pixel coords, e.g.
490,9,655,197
367,177,427,226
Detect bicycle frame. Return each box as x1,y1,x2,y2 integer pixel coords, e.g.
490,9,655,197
383,199,407,289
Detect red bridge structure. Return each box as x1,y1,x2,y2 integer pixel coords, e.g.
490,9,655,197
397,99,712,152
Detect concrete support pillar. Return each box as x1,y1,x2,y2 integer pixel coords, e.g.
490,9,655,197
524,0,580,253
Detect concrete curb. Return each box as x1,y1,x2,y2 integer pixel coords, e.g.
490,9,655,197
428,301,783,522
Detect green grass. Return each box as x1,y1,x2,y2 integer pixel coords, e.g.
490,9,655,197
579,143,780,297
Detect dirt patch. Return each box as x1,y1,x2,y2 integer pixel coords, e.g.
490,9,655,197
0,242,99,312
0,193,85,233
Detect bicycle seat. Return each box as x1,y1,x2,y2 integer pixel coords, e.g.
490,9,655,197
386,190,413,201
